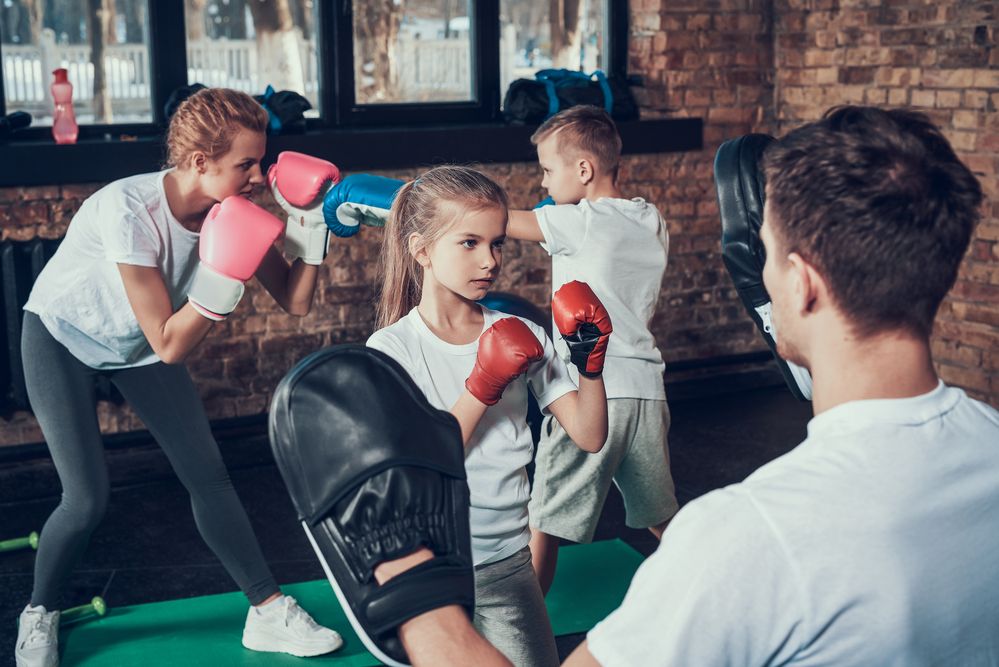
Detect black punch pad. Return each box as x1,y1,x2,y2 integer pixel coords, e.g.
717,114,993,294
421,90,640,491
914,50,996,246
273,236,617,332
269,345,475,666
714,134,813,401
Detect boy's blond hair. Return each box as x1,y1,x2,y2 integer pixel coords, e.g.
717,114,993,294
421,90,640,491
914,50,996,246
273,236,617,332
530,105,622,179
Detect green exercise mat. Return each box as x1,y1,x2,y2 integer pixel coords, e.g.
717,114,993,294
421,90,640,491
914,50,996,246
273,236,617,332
60,539,645,666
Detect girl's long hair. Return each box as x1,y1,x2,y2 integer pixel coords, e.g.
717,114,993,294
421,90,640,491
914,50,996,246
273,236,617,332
376,165,509,329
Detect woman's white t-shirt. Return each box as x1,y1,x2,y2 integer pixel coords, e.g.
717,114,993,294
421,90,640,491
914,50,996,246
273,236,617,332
367,306,576,566
25,171,200,369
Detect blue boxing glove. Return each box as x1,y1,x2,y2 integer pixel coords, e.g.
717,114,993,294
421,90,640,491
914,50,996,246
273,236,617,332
322,174,405,238
534,196,555,209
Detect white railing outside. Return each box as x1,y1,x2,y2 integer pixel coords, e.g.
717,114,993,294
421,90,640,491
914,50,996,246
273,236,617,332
2,32,504,123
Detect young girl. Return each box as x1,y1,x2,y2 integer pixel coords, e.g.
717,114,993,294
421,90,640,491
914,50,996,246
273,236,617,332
366,165,609,667
14,88,342,667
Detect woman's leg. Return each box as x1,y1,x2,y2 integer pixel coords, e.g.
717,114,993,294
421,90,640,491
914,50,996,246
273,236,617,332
110,362,279,604
21,313,110,609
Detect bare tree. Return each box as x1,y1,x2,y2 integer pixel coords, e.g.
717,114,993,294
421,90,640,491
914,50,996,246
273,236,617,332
353,0,402,103
247,0,306,93
185,0,207,42
549,0,582,69
88,0,115,122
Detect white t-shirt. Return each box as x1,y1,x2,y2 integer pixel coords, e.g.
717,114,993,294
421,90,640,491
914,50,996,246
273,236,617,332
535,198,667,400
367,306,576,566
25,171,200,369
588,382,999,666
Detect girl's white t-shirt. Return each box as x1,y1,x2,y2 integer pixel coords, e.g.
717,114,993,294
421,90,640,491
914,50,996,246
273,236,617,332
24,171,201,369
367,306,576,566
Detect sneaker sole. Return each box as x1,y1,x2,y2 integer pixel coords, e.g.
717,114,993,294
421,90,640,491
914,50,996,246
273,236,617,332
242,630,343,658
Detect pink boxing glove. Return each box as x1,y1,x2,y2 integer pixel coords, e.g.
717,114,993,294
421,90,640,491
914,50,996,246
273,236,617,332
268,151,341,265
187,196,284,321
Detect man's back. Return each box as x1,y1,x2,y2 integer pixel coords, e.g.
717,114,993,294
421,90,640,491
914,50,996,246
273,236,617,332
587,382,999,666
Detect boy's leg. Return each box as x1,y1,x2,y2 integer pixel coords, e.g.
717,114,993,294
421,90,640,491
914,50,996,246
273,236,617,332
528,409,630,591
473,547,559,667
528,527,560,595
615,399,679,539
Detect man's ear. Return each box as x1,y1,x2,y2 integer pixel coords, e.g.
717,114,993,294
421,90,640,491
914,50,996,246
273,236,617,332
577,157,594,185
787,252,824,315
408,232,430,268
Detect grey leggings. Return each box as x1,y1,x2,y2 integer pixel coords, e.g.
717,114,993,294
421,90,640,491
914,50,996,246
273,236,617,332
21,312,278,608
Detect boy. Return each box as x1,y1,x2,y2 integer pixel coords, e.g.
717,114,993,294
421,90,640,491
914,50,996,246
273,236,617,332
506,105,678,594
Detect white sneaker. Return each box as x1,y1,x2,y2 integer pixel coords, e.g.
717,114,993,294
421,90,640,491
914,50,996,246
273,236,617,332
15,604,59,667
241,595,343,657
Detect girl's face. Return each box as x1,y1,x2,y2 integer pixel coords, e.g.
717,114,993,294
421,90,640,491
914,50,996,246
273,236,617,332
416,203,507,302
196,127,266,203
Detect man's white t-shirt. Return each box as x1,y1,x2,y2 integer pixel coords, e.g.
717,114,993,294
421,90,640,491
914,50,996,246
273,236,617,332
25,171,200,369
588,382,999,666
367,306,576,566
535,198,667,400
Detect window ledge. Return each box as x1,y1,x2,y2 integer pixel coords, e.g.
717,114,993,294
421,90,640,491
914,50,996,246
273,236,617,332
0,117,702,187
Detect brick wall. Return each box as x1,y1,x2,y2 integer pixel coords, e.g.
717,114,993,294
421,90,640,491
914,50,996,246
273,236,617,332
1,0,996,445
773,0,999,404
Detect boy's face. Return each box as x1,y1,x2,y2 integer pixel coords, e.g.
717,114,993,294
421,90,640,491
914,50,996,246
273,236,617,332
537,134,587,205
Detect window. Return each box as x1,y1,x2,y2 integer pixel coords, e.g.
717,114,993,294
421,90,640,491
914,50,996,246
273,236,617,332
499,0,608,102
184,0,321,118
1,0,153,126
0,0,627,136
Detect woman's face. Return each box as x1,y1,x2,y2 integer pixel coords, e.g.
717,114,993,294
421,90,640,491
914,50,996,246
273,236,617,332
198,127,266,203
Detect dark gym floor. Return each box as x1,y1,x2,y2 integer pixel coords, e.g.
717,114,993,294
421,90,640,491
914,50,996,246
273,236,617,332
0,376,812,665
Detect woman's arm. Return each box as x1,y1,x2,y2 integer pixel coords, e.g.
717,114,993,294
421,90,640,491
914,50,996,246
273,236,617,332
118,264,213,364
254,246,320,316
546,375,608,453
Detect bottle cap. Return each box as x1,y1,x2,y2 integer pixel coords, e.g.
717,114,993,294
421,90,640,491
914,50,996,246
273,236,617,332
52,68,69,83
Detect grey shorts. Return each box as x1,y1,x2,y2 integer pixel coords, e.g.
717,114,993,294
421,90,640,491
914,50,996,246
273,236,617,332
528,397,678,543
473,546,559,667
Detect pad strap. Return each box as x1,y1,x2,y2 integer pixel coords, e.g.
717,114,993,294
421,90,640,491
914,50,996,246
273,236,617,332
364,559,474,635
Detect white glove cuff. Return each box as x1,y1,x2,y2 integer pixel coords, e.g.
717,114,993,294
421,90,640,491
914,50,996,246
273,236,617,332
285,217,330,265
188,263,245,317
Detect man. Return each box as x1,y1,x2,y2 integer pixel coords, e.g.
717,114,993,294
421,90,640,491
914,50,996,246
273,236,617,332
284,106,999,666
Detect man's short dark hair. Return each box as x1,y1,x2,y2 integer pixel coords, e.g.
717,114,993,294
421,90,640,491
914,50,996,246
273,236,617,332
762,106,983,338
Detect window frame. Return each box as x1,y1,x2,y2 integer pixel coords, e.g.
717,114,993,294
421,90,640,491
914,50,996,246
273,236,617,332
0,0,706,188
1,0,628,135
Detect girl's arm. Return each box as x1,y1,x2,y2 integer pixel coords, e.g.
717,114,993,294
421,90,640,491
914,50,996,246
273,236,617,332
546,375,608,453
119,264,214,364
450,391,489,448
254,246,320,317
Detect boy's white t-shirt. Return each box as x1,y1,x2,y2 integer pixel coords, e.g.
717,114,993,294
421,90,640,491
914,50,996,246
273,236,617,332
587,382,999,666
535,198,667,400
25,171,200,369
367,306,576,566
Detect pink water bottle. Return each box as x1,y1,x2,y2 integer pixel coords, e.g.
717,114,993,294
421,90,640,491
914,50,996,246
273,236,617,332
51,68,78,144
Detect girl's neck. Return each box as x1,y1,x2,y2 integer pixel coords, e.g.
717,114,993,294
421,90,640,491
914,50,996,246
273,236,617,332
417,278,484,345
163,169,215,232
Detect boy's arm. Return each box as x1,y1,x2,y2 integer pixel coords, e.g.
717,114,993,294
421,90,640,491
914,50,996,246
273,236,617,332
546,375,608,453
507,209,545,242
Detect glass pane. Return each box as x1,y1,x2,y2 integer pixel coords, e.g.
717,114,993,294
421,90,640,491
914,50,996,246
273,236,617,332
353,0,474,105
185,0,320,118
500,0,606,102
1,0,153,125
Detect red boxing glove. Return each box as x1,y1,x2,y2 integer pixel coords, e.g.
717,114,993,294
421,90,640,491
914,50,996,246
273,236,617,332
465,318,544,406
552,280,613,378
